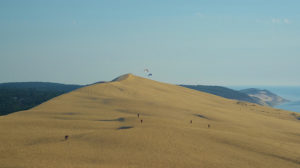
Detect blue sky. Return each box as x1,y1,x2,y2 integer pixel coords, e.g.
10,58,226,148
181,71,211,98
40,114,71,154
1,0,300,85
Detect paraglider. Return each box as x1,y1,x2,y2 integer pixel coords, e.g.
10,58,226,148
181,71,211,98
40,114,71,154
144,69,152,77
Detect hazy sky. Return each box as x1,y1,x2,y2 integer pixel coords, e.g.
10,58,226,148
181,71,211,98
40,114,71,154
1,0,300,85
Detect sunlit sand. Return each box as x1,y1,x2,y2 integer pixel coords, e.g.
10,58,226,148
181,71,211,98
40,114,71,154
1,74,299,168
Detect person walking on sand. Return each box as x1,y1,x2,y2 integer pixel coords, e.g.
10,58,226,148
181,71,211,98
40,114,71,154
140,119,143,124
137,113,140,118
190,120,192,124
208,124,210,128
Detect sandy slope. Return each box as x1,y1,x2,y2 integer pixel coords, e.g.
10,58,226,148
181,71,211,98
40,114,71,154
0,74,299,168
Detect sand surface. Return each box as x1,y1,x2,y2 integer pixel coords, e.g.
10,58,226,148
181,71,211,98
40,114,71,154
1,74,299,168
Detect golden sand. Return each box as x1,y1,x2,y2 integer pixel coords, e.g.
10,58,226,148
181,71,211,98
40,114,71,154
0,74,299,168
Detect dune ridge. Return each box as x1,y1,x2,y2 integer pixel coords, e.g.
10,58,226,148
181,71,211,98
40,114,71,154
0,74,299,168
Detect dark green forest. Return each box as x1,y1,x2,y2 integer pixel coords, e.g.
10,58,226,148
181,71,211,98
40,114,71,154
0,82,82,116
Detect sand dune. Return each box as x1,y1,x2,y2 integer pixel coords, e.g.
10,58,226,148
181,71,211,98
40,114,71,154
0,74,299,168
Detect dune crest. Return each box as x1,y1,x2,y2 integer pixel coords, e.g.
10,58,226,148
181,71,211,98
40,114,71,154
111,73,135,82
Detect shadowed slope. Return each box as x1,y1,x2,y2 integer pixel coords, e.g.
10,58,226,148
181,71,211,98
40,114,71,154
0,74,299,168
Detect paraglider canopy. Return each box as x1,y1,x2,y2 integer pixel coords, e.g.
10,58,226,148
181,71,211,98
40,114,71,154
144,69,152,77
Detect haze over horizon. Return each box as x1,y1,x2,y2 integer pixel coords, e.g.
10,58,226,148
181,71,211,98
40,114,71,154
1,0,300,86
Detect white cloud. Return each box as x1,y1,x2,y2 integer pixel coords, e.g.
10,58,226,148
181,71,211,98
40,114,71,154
271,18,291,24
195,12,204,17
271,18,281,24
283,18,291,24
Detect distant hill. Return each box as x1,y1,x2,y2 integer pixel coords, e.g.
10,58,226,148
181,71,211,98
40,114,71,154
0,82,83,115
180,85,265,105
240,88,289,106
0,82,82,92
180,85,290,107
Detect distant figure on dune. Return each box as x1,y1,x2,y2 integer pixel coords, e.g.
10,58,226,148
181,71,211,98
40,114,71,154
140,119,143,124
190,120,192,124
65,135,69,141
208,124,210,128
137,113,140,118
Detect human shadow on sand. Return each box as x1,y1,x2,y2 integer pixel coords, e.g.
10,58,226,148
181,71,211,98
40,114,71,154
97,117,125,122
117,126,133,130
194,114,209,120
